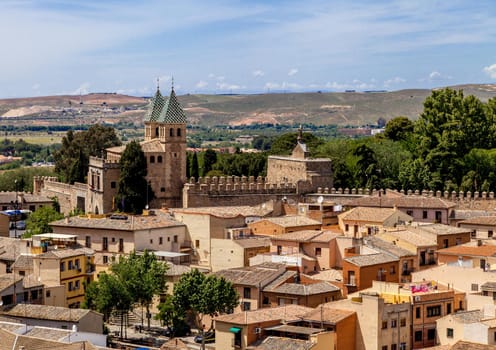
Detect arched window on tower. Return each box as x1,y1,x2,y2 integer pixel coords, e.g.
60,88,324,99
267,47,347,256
155,127,159,138
157,155,163,163
177,128,181,137
150,156,155,163
169,128,174,137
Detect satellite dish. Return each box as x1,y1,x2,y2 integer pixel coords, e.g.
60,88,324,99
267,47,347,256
317,196,324,204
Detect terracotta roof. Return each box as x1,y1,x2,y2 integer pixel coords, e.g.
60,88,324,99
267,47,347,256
50,211,184,231
1,304,97,322
300,306,355,324
451,341,496,350
310,269,343,282
165,262,191,276
21,193,53,203
344,253,398,267
172,205,273,218
39,247,94,259
234,237,271,249
481,282,496,291
379,229,437,247
271,230,341,243
257,216,321,228
417,223,471,236
451,210,494,221
215,304,312,325
349,195,456,209
267,281,340,296
214,263,286,287
0,237,22,261
437,244,496,257
264,270,298,291
161,338,189,350
141,138,166,152
363,236,415,258
25,326,71,341
254,336,315,350
339,207,411,223
459,216,496,226
13,254,34,270
0,275,23,292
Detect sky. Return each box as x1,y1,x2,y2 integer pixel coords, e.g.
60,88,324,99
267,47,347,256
0,0,495,98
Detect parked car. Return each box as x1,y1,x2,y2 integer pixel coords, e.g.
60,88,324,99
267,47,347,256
164,323,191,337
194,330,215,343
15,221,26,230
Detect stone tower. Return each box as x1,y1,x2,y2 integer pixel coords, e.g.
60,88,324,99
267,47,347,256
143,85,187,208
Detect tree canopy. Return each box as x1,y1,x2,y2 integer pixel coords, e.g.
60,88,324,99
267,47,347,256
171,269,238,332
24,205,64,238
54,125,121,184
116,140,152,214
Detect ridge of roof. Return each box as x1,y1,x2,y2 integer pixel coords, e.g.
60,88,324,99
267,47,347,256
158,88,187,124
144,88,166,122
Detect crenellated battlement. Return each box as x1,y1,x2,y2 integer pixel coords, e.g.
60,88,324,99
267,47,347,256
184,175,298,193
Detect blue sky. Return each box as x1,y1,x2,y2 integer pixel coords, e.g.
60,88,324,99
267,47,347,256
0,0,495,98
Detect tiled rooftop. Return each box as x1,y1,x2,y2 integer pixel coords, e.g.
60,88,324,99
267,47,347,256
350,195,456,209
50,211,184,231
268,281,340,296
258,215,321,227
0,275,23,292
25,326,71,341
451,210,494,221
344,253,398,267
39,247,94,259
451,310,483,323
300,306,355,324
13,254,34,270
459,216,496,226
363,236,415,258
339,207,408,222
271,230,341,243
481,281,496,291
234,237,271,249
417,223,471,236
2,304,95,322
254,336,315,350
172,205,273,218
380,229,437,247
215,304,312,325
436,244,496,257
214,263,286,287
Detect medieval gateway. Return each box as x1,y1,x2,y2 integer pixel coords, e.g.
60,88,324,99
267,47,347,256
33,85,333,215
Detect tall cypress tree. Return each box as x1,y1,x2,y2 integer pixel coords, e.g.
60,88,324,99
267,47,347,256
191,152,199,180
116,141,151,214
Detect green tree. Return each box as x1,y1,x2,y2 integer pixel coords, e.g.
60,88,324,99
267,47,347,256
269,132,323,156
54,125,121,184
384,116,414,142
191,152,199,180
172,269,238,332
111,250,167,329
116,141,151,214
202,149,217,177
24,205,64,238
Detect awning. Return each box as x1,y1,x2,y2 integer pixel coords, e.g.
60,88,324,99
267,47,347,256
229,327,241,333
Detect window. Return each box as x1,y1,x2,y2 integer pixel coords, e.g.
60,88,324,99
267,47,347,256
157,155,162,163
242,302,251,311
169,128,174,137
150,155,155,163
382,321,388,329
399,343,406,350
46,290,51,298
455,237,462,245
75,280,80,290
471,230,476,238
391,319,397,328
427,305,441,317
195,240,200,248
390,265,396,275
443,239,449,248
406,210,413,216
103,255,108,264
348,271,356,286
471,283,479,292
435,211,442,222
159,237,163,245
103,237,108,250
345,224,349,232
112,237,115,242
315,247,322,256
447,303,452,314
391,344,397,350
414,331,422,342
75,259,80,270
416,307,421,319
150,239,153,244
277,246,282,255
111,181,116,189
422,210,428,219
68,281,73,291
243,287,251,299
177,128,181,137
494,332,496,342
427,329,436,340
161,187,165,192
167,237,170,242
400,318,406,327
85,236,91,248
489,230,494,238
119,238,124,252
447,328,453,338
173,235,178,243
382,346,388,350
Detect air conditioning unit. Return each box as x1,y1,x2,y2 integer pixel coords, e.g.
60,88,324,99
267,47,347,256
254,327,261,334
414,296,421,302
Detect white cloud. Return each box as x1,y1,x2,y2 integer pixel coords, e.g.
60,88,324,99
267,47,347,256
196,80,208,88
252,70,265,77
483,64,496,79
384,76,406,87
429,71,442,80
216,82,243,91
288,68,298,76
264,82,280,90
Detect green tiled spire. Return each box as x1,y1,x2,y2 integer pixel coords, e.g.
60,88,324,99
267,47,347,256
158,87,187,124
144,87,166,122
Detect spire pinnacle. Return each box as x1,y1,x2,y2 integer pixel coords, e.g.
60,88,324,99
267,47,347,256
297,125,303,143
171,76,174,91
156,77,160,92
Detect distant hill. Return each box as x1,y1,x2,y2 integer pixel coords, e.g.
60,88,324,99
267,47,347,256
1,84,495,127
